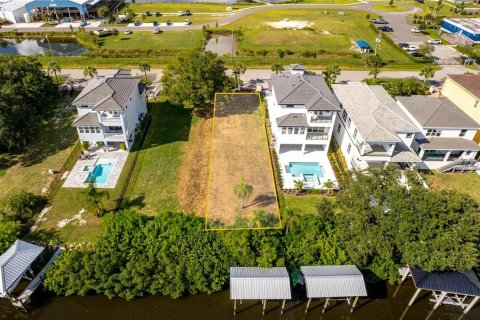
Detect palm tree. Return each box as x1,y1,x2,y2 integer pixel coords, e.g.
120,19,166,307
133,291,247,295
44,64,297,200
83,66,98,79
419,65,436,84
47,61,61,82
366,54,383,83
83,182,110,217
234,178,253,210
293,179,304,195
271,63,284,75
232,62,246,91
138,62,151,83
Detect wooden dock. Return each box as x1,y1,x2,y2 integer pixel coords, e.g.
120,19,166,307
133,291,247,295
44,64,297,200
12,248,64,309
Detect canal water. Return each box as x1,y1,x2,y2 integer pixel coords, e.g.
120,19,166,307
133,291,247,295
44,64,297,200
0,39,86,56
1,281,478,320
206,35,235,56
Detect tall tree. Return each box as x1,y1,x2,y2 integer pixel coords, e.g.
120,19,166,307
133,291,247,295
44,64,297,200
48,61,61,82
0,220,21,253
97,5,110,19
138,62,151,83
232,62,246,91
83,66,98,79
323,64,341,88
83,183,109,216
161,50,231,107
419,65,436,84
234,178,253,209
418,43,435,59
366,54,383,83
271,63,284,75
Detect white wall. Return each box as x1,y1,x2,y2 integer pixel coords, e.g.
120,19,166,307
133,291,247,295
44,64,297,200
0,7,27,23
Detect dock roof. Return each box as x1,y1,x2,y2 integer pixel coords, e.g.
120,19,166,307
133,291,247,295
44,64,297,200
300,265,368,298
0,240,44,297
411,267,480,297
230,267,291,300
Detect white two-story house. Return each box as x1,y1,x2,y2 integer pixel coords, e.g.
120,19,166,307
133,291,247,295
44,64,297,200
267,67,340,189
332,83,421,170
396,95,480,169
72,69,147,151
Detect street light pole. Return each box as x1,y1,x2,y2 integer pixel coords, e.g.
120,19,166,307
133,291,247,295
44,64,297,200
45,33,55,63
375,30,382,56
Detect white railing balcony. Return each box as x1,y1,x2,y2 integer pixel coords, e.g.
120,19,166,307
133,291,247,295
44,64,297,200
306,133,328,140
310,117,332,123
100,116,122,122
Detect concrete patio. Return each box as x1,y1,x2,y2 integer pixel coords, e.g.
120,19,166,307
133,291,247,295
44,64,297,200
63,149,128,189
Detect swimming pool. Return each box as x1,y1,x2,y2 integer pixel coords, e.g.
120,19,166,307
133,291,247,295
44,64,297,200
85,158,115,184
287,162,324,180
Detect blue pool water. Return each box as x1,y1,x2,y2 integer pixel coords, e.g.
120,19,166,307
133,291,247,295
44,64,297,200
288,162,324,178
85,163,114,184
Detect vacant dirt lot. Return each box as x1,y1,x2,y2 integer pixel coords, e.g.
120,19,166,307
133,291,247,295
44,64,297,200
178,118,212,216
206,94,279,228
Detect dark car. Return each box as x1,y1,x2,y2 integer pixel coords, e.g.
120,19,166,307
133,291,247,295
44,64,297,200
372,18,388,24
145,11,151,16
133,20,141,26
410,51,423,58
166,20,172,26
380,26,393,32
152,21,158,26
155,12,161,17
398,43,409,48
185,9,191,15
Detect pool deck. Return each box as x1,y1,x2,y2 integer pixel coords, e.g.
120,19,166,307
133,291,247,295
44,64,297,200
63,149,128,189
279,150,337,190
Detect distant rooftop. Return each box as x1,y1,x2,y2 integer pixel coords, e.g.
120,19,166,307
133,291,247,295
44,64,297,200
332,83,418,142
446,74,480,99
397,95,479,129
271,73,340,111
443,18,480,35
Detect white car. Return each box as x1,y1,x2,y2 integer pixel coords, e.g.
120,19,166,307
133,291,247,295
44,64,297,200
124,29,132,35
226,6,233,11
427,39,442,45
184,19,190,25
153,28,160,34
411,27,423,33
178,10,184,16
404,44,418,51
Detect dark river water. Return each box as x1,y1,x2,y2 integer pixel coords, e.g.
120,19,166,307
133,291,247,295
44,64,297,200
0,39,86,56
1,281,478,320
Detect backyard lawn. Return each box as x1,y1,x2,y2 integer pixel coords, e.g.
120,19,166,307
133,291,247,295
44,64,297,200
228,9,413,64
283,194,324,215
124,2,261,13
427,172,480,203
0,103,77,205
98,31,202,51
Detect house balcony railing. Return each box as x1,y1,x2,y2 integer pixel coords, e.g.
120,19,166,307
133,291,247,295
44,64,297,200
310,117,332,123
306,133,328,140
100,116,121,122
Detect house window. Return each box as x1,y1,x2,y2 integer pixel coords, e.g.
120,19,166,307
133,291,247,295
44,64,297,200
337,123,341,134
406,133,413,138
353,128,357,139
426,129,442,137
294,128,300,134
288,128,293,134
459,129,467,137
347,143,351,154
347,118,351,129
281,128,287,134
79,127,84,133
466,151,472,156
96,127,101,133
286,104,294,108
475,100,479,108
308,127,326,133
300,128,305,134
342,110,347,121
84,127,90,133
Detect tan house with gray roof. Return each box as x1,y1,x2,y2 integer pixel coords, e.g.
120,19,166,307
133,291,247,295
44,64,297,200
72,69,147,150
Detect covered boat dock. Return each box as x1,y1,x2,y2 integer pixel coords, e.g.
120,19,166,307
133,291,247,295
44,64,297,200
402,266,480,315
230,267,291,315
301,265,368,314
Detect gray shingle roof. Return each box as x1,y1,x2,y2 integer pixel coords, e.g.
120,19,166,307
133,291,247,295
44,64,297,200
332,83,418,142
300,265,367,298
420,137,480,151
397,96,479,129
411,267,480,296
230,267,291,300
271,74,340,111
0,240,44,296
72,73,141,111
390,142,422,163
276,113,308,127
72,113,100,127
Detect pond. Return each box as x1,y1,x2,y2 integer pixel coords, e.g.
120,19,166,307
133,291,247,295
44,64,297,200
205,35,235,56
0,282,478,320
0,39,86,56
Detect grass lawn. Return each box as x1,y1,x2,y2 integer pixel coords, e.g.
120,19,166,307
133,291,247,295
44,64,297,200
0,102,77,205
427,172,480,203
140,14,225,25
123,2,261,14
125,100,193,215
373,4,410,12
98,31,202,51
284,194,322,215
228,9,414,64
295,0,360,4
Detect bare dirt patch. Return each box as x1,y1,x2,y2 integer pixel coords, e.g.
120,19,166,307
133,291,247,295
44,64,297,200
177,118,212,216
206,94,280,229
266,19,312,29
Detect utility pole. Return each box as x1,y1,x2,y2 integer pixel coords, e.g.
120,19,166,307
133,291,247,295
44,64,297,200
45,33,55,63
375,30,382,55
